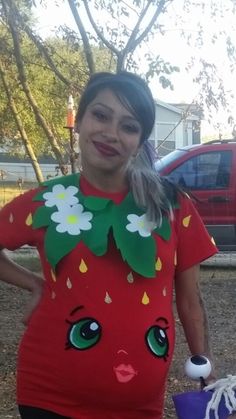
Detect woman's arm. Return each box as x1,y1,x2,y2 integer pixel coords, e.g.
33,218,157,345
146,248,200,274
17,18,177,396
175,264,215,380
0,249,44,323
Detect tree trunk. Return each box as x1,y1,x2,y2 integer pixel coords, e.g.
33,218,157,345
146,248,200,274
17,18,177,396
68,0,95,74
0,60,44,183
2,0,68,176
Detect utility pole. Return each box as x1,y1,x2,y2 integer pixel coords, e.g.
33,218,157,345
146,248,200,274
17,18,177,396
65,95,77,173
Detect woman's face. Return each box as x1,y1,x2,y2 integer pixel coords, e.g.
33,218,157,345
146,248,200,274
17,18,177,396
76,89,142,176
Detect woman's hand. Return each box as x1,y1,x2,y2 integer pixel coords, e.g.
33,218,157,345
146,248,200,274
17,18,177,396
22,276,44,325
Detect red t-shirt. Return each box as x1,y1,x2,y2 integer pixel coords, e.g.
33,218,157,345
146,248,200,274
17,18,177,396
0,176,217,418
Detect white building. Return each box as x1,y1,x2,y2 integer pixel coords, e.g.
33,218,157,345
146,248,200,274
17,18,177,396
0,155,65,184
149,100,201,157
0,100,201,183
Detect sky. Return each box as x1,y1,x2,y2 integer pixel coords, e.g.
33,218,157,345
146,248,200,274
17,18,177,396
33,1,236,139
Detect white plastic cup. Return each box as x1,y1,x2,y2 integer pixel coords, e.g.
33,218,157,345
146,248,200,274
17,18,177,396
184,355,212,380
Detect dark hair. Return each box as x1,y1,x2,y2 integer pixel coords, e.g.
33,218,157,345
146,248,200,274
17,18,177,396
76,71,173,223
75,71,156,143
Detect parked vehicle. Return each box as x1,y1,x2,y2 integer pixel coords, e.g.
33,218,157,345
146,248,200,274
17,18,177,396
156,140,236,251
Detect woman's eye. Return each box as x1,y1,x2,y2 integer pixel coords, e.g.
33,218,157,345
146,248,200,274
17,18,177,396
67,318,101,350
92,110,107,121
145,326,169,359
122,124,140,134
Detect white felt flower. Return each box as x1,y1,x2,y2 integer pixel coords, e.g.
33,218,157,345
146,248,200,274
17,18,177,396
43,184,79,208
126,214,156,237
51,204,93,235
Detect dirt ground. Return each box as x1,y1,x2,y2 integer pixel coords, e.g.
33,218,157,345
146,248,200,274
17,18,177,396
0,259,236,419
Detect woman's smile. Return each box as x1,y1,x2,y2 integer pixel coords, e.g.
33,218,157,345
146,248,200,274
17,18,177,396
92,140,120,157
77,89,142,187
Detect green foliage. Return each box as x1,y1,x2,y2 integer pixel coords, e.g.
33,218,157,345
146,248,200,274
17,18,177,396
0,26,84,155
1,0,235,164
0,1,117,161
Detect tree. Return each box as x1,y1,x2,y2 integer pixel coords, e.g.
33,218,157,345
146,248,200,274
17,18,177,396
0,0,236,181
0,59,44,182
31,0,236,126
0,0,89,179
0,0,118,180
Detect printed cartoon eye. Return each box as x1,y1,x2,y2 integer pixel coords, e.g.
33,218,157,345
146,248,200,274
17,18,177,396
145,325,169,360
66,317,101,350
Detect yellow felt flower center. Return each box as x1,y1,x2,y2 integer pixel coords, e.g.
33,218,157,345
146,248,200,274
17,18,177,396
67,214,78,224
138,219,145,228
56,192,65,199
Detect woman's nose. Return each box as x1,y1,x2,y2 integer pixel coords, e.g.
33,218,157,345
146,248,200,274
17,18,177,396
102,121,118,141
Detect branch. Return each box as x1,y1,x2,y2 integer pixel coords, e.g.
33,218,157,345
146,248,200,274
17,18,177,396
10,2,71,86
125,0,172,54
67,0,95,74
156,102,196,150
82,0,120,56
124,0,152,53
120,0,139,16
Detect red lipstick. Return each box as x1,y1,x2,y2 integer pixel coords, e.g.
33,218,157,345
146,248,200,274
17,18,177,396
93,141,119,157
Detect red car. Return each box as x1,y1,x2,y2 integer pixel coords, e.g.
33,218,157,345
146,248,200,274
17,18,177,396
156,140,236,251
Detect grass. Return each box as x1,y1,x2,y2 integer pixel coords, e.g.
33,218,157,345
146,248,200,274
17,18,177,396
0,182,38,208
0,182,42,272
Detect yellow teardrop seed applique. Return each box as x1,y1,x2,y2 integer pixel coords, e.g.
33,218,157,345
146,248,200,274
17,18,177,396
25,213,32,226
182,215,191,228
105,291,112,304
174,251,177,266
51,291,56,299
127,272,134,283
66,277,72,289
163,287,167,297
155,257,162,271
79,259,88,273
142,292,150,305
9,213,14,223
211,236,216,245
51,269,57,282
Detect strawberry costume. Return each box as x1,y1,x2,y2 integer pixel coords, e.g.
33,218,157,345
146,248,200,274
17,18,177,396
0,174,217,418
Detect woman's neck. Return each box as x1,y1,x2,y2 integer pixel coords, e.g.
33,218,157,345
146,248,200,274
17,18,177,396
81,167,128,193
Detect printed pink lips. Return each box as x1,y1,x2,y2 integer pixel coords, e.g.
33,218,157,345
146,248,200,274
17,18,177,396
93,141,120,157
113,364,138,383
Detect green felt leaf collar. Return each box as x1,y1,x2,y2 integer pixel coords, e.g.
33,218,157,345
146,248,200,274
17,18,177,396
32,174,174,278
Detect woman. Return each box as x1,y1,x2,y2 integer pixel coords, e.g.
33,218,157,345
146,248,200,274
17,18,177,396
0,72,217,419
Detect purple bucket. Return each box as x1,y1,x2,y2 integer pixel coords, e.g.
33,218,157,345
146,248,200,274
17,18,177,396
172,390,233,419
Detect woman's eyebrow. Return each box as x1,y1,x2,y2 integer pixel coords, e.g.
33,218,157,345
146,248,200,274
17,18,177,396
90,102,139,122
90,102,113,112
